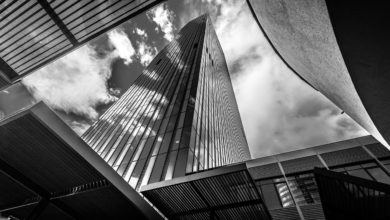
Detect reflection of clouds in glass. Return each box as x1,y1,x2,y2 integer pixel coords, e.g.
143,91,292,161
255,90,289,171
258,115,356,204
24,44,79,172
145,69,161,81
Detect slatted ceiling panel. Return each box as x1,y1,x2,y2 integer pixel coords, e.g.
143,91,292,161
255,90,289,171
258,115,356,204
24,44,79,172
2,18,57,56
0,2,41,50
142,170,270,219
8,33,68,68
366,143,390,158
281,156,324,174
320,147,372,167
0,1,35,23
0,2,40,36
56,1,138,36
0,0,161,83
15,43,72,75
0,114,103,192
181,212,211,220
53,0,88,19
1,4,46,44
66,1,128,29
49,0,69,9
0,0,21,15
248,163,282,180
300,204,326,220
4,20,61,61
220,204,266,220
144,184,206,216
168,184,206,212
269,207,300,220
75,3,147,42
0,1,73,76
76,5,137,41
193,172,257,206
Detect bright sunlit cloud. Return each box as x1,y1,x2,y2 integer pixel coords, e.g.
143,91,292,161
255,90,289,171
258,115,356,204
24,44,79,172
22,45,118,121
107,28,136,65
147,3,176,41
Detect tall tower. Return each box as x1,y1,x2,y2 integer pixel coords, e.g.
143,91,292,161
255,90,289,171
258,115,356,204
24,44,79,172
82,14,250,190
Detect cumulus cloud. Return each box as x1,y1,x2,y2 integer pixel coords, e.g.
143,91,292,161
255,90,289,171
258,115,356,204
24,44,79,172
22,45,118,121
22,27,137,129
179,0,367,158
107,28,136,65
134,27,148,39
136,41,158,66
132,27,158,66
147,3,176,41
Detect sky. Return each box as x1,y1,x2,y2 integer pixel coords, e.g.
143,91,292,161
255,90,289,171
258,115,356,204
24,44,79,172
18,0,367,159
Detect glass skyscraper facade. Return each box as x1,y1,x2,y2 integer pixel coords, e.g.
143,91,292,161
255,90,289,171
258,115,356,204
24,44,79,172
82,14,250,190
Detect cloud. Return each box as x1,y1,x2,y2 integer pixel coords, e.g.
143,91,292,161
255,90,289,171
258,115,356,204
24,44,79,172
70,120,91,135
147,3,176,41
107,28,136,65
136,41,158,67
22,45,119,121
132,27,158,67
134,27,148,39
234,51,367,158
178,0,367,158
22,27,137,127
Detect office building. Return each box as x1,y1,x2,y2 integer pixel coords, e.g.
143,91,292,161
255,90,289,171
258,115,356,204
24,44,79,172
0,0,163,89
142,135,390,219
82,14,251,190
246,0,390,149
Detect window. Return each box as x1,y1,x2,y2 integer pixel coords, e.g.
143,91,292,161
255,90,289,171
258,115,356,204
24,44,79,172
257,177,294,210
193,43,198,48
156,59,161,65
276,182,294,207
287,173,320,206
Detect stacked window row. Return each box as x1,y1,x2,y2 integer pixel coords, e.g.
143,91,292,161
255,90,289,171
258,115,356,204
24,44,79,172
185,18,251,174
82,16,207,190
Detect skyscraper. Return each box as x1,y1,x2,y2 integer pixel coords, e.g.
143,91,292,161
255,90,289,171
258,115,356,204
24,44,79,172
82,14,251,190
